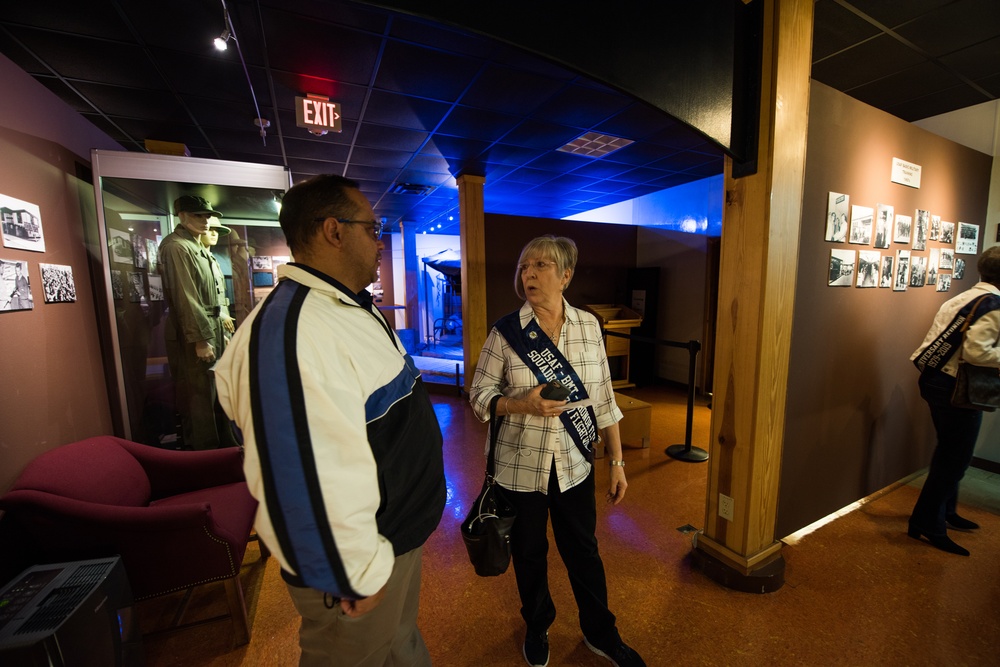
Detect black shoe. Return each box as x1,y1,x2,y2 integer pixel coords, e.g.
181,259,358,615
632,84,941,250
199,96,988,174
523,630,549,667
907,525,970,556
946,513,980,531
584,637,646,667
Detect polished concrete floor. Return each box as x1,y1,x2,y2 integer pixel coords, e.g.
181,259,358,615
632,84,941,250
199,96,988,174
139,385,1000,666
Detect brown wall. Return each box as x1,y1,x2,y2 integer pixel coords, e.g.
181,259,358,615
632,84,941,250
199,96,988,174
776,82,994,536
0,126,114,492
482,214,638,326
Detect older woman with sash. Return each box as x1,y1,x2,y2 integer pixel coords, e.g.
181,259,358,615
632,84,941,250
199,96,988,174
470,235,645,667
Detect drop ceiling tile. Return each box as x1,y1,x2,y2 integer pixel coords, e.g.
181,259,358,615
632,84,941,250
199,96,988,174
2,0,130,38
435,106,521,142
267,71,369,114
361,90,452,131
893,0,1000,59
885,83,993,121
939,36,1000,81
349,146,412,169
281,137,352,162
530,84,632,128
261,13,382,86
847,61,964,109
479,143,547,166
423,135,492,160
459,64,566,115
354,124,428,152
811,34,926,91
345,164,402,182
375,40,484,102
500,119,583,150
845,0,955,29
812,0,883,61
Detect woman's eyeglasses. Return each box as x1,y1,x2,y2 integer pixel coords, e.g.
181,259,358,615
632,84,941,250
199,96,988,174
518,260,557,273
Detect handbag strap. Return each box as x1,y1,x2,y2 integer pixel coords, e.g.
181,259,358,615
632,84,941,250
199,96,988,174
486,395,504,480
957,294,992,364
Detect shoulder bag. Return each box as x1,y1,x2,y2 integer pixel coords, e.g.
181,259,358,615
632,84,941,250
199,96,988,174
951,295,1000,411
460,395,517,576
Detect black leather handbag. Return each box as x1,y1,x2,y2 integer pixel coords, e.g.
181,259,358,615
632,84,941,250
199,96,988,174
951,295,1000,411
460,395,517,577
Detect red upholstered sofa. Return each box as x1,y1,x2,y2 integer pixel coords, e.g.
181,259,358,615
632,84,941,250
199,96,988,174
0,436,260,645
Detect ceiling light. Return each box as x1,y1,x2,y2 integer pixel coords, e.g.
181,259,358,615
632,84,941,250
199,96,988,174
557,132,634,158
213,28,231,51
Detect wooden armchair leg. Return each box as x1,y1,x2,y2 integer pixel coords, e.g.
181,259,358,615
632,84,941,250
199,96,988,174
224,576,250,647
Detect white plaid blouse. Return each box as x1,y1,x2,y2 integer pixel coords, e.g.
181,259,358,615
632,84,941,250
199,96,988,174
470,301,624,494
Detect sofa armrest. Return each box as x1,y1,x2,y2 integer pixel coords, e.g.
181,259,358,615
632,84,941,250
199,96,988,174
117,439,245,498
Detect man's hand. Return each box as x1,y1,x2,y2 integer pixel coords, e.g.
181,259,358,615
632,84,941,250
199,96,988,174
195,340,216,362
339,583,387,617
222,316,236,334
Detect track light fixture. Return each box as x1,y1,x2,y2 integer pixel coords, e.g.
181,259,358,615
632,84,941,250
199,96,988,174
212,0,269,147
213,27,231,51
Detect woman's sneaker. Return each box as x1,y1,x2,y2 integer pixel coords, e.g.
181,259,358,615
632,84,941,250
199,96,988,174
584,637,646,667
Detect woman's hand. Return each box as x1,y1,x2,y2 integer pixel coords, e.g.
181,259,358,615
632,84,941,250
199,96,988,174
606,466,628,505
509,384,568,418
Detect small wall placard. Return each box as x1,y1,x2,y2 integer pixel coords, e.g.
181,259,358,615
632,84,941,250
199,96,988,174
890,157,922,188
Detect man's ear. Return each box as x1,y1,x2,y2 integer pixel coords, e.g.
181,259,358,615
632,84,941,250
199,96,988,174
319,216,343,247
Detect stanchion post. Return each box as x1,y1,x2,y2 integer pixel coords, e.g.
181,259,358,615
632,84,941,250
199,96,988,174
666,340,709,462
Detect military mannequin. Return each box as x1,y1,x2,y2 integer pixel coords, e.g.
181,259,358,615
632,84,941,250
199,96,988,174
159,195,230,450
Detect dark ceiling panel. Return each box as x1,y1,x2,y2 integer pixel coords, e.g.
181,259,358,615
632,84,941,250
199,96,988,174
0,0,995,232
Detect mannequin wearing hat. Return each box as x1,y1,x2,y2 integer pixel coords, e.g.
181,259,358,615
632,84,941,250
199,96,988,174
199,219,236,342
159,195,232,450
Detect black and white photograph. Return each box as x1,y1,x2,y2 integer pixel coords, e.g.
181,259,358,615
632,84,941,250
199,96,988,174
956,222,979,254
894,250,910,291
825,191,849,242
927,249,939,285
272,255,291,269
132,234,148,269
251,255,273,270
828,249,856,287
937,274,952,292
109,228,133,263
879,255,894,288
0,258,33,311
146,239,159,273
128,271,145,303
894,214,912,243
111,269,123,300
913,209,929,251
856,250,880,288
0,193,46,253
39,263,76,303
874,204,893,249
940,221,955,244
954,258,966,280
148,274,164,301
909,255,927,287
849,205,873,245
940,248,954,270
929,214,941,241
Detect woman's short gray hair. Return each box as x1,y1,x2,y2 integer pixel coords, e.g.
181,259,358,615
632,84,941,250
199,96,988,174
514,235,578,299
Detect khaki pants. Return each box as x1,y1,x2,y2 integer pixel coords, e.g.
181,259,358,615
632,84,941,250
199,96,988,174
286,547,430,667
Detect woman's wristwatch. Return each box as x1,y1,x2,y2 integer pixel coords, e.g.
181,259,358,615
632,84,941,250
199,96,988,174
609,459,626,467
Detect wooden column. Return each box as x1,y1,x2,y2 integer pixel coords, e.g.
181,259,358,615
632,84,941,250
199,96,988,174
458,173,487,394
399,220,421,339
694,0,813,592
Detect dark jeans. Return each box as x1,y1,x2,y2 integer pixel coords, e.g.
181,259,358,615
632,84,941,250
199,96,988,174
505,465,619,649
909,370,983,534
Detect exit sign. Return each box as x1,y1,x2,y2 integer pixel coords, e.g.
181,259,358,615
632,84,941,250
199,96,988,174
295,94,342,135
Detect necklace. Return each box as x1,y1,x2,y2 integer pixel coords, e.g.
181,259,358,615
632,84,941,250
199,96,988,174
542,315,563,342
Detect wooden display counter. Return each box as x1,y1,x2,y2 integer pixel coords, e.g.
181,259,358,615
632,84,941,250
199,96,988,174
584,304,643,389
594,392,652,458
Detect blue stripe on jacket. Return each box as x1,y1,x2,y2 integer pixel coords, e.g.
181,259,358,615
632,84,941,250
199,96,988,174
249,281,356,598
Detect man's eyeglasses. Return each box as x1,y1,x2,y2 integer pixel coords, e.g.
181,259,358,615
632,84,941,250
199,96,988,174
315,217,383,240
518,260,557,273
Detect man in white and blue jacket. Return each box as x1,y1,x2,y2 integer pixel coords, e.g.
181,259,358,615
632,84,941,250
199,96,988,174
216,174,445,666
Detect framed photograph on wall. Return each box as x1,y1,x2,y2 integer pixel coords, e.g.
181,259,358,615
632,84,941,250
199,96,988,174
0,258,33,311
909,255,927,287
939,248,954,270
109,228,133,263
111,269,123,300
913,209,929,250
956,222,979,254
148,274,164,301
937,274,952,292
825,192,849,242
856,250,880,287
893,250,910,291
0,193,46,253
828,249,856,287
132,234,148,269
927,249,939,285
252,255,273,270
128,272,145,302
874,204,893,249
39,263,76,303
894,214,912,243
146,239,159,273
879,255,894,288
849,205,873,245
940,221,955,244
954,258,966,280
929,215,941,241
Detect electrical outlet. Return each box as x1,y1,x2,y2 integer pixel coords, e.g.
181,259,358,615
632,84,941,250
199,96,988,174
718,493,734,521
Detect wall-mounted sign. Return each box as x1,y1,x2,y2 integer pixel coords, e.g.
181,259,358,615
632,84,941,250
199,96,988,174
295,94,342,135
890,157,921,189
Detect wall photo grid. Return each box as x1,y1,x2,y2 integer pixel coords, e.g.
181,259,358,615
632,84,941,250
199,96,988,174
825,190,980,291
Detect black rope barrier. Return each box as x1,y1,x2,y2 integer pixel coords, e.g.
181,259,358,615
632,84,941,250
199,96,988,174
603,330,709,463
